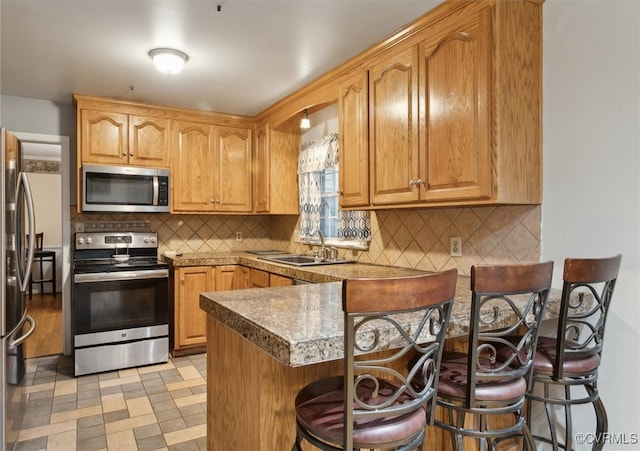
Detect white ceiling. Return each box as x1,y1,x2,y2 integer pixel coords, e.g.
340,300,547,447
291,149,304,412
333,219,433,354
1,0,443,117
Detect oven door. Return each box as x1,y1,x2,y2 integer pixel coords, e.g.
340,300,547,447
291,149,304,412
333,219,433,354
73,269,168,337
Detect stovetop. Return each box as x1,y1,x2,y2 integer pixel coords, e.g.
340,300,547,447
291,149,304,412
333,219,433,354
73,256,169,274
73,231,166,274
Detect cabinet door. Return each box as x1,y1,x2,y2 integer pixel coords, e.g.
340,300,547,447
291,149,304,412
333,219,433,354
129,115,170,167
338,70,369,207
237,266,250,289
176,267,213,349
215,265,240,291
369,46,419,205
172,120,216,212
253,123,270,213
418,8,492,201
270,273,293,287
81,110,128,165
250,268,270,288
216,126,253,212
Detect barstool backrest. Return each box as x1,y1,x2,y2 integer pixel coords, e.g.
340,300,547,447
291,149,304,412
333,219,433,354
466,261,554,407
26,232,44,251
341,268,458,448
553,255,622,379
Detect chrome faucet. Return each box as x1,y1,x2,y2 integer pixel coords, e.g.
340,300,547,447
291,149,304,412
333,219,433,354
311,229,329,260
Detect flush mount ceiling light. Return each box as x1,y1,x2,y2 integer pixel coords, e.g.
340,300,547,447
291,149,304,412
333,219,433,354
300,109,311,129
148,48,189,75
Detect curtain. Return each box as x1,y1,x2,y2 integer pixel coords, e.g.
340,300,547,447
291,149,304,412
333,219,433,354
298,133,370,243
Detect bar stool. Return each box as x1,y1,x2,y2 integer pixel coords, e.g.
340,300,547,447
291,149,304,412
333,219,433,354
27,232,57,299
525,255,622,451
434,262,554,450
292,269,458,451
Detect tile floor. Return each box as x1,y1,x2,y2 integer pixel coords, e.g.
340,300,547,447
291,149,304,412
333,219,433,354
16,353,208,451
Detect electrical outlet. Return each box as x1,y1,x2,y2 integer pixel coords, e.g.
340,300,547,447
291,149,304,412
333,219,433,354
75,222,85,233
235,231,243,241
450,237,462,257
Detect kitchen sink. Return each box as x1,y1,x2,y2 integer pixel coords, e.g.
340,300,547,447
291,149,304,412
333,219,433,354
258,254,351,267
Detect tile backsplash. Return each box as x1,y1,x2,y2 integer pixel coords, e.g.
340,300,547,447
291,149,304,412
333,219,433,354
71,204,540,277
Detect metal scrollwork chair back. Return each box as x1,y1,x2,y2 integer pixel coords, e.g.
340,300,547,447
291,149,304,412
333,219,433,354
292,269,458,451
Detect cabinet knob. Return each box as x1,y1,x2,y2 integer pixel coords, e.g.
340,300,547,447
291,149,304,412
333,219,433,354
122,152,127,156
129,152,134,157
210,199,215,204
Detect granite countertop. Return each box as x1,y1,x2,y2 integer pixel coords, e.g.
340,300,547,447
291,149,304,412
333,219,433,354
200,277,565,368
164,251,427,283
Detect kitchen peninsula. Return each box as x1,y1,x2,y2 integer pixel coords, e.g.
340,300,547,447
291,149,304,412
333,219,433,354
197,258,565,450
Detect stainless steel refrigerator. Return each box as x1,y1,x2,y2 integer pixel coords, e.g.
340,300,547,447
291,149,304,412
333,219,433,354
0,128,36,451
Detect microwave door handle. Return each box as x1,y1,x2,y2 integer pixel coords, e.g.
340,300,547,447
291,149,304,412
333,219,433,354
152,175,159,206
16,172,36,292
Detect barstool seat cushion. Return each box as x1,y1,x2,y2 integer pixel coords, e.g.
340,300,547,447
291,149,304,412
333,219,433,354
532,336,601,375
295,375,426,447
438,352,527,402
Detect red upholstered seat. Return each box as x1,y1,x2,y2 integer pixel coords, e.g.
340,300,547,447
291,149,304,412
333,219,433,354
295,376,427,448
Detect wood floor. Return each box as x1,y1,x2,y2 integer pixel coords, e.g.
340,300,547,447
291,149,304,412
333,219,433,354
25,291,63,358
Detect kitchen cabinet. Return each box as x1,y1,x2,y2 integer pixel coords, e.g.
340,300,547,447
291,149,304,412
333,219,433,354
369,46,419,205
80,109,170,167
172,265,242,355
416,6,491,202
250,268,270,288
172,121,253,213
337,1,541,209
250,268,292,287
252,118,299,214
338,70,369,208
269,273,294,287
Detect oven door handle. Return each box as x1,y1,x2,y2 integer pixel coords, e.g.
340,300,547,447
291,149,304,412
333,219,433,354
74,269,169,283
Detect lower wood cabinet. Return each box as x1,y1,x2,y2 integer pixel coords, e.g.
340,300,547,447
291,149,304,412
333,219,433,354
172,265,295,355
172,265,243,355
250,268,293,288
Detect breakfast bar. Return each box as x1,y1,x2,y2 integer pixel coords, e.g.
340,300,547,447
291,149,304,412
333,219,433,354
200,277,565,450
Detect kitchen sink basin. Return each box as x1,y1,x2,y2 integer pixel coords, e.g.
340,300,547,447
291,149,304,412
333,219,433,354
258,254,351,267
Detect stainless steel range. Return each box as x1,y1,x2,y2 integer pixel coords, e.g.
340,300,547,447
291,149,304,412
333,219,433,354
73,231,169,376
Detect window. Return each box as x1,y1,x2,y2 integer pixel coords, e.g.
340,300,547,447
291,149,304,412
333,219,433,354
319,166,339,239
298,133,370,248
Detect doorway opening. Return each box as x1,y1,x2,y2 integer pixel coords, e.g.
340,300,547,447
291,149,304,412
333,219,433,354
16,132,70,358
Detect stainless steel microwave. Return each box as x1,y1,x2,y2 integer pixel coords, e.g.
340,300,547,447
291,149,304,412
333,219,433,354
82,164,170,213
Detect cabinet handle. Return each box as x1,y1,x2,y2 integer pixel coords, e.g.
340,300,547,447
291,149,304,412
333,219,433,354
181,277,184,283
210,199,215,204
409,179,424,187
122,152,127,156
129,152,134,157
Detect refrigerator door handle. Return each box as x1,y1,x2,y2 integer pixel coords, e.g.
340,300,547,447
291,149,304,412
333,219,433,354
9,314,36,349
16,172,36,292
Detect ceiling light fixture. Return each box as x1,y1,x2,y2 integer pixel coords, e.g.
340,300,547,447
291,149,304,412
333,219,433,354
300,109,311,129
148,48,189,75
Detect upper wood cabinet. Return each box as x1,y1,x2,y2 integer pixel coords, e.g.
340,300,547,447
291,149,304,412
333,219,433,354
417,7,491,202
172,120,217,212
172,121,253,213
369,46,419,206
215,125,253,212
335,0,541,209
252,118,299,214
253,123,270,213
80,110,170,167
338,70,369,208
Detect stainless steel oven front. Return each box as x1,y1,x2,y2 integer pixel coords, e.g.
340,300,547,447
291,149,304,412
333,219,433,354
73,268,169,376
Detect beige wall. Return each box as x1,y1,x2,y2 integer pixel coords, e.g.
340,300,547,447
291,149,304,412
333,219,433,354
71,204,540,277
26,172,62,247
